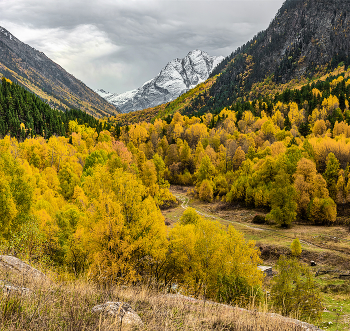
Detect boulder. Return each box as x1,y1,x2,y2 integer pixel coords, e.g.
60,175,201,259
92,302,143,326
0,280,32,296
258,266,273,277
0,255,46,280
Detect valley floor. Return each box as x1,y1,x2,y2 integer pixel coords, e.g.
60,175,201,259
162,186,350,331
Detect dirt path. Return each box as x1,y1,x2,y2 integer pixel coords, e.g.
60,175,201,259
173,192,347,252
175,193,265,232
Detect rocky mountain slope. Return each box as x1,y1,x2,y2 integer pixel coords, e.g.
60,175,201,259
180,0,350,116
96,50,224,113
0,26,118,118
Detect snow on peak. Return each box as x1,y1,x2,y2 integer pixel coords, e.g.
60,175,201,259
0,26,16,41
98,50,224,113
95,89,114,99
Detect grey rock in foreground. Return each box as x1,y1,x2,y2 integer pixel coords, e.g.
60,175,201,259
0,280,32,296
92,301,143,326
96,50,224,113
0,255,46,280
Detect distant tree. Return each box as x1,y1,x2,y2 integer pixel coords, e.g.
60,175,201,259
290,238,302,257
199,179,214,202
323,152,340,200
58,163,80,200
312,119,327,136
293,158,336,223
266,171,297,227
232,146,246,171
83,150,109,173
196,155,216,183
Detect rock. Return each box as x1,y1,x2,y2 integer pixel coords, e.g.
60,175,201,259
0,255,46,280
92,302,143,326
0,280,32,296
258,266,273,277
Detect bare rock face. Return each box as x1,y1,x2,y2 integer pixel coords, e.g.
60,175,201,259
91,302,143,326
96,50,224,113
0,255,46,281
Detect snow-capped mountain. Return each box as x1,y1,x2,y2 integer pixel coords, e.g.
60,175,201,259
96,50,224,113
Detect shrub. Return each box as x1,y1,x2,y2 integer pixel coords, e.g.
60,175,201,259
216,274,263,306
252,215,266,224
290,238,302,257
199,180,214,202
168,213,263,304
308,197,337,224
179,207,201,225
271,256,323,321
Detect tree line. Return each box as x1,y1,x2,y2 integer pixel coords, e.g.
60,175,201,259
0,77,100,139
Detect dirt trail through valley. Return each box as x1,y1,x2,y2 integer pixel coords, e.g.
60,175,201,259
173,192,336,250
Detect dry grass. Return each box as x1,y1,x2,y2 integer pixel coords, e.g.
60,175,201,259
0,267,322,331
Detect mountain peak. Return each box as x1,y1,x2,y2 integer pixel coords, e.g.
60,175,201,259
0,26,17,42
96,50,224,113
187,49,204,56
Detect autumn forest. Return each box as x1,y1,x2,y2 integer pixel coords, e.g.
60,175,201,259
1,61,350,322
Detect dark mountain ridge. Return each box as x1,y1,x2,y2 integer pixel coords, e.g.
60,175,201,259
184,0,350,115
0,26,119,118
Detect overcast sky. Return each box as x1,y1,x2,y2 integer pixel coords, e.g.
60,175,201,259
0,0,285,94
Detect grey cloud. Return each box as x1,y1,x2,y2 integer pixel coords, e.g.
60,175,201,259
0,0,285,93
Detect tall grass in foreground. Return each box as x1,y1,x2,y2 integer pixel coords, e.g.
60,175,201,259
0,270,316,331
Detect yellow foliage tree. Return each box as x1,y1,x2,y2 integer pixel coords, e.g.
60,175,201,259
199,179,214,202
168,215,262,303
294,158,336,223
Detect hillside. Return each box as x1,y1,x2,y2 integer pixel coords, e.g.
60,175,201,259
0,77,101,139
1,0,350,329
0,26,119,118
169,0,350,117
0,264,323,331
105,75,218,126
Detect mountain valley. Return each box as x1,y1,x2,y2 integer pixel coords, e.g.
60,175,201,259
0,0,350,330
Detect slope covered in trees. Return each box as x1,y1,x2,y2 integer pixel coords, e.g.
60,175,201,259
105,67,350,228
0,77,101,139
0,123,264,307
0,26,119,118
0,110,329,321
169,0,350,117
